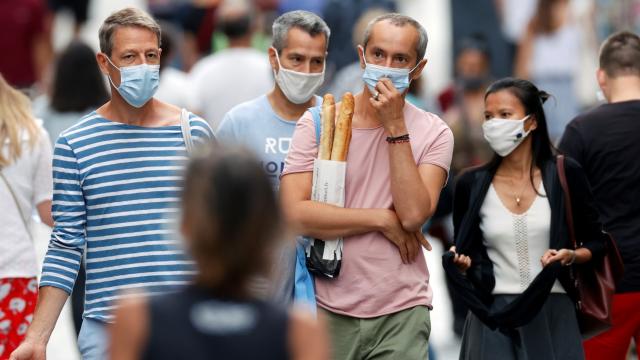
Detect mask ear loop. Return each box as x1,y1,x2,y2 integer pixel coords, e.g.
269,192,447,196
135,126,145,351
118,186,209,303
104,55,121,90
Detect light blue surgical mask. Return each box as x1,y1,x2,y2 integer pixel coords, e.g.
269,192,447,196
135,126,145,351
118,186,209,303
361,48,420,94
106,57,160,108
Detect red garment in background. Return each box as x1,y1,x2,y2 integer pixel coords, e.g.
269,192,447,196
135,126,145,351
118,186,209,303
0,278,38,359
583,292,640,360
0,0,46,87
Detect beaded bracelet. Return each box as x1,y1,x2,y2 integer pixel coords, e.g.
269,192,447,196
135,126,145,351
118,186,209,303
386,134,410,144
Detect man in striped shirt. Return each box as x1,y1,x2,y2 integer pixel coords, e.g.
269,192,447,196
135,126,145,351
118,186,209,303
11,7,214,360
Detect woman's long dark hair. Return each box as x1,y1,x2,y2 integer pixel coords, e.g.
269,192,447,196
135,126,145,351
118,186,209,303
51,41,109,113
182,146,282,299
484,77,555,190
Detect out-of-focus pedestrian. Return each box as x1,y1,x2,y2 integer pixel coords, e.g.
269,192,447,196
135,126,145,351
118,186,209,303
0,73,54,358
189,0,273,129
110,146,330,360
34,41,110,146
10,7,214,360
560,31,640,360
217,10,330,304
154,21,191,109
0,0,53,89
445,78,607,360
515,0,580,141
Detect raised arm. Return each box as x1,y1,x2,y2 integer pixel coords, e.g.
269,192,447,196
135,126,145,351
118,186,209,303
371,78,453,232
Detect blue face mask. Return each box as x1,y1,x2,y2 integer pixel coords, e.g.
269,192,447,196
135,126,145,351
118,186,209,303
361,49,420,94
107,57,160,108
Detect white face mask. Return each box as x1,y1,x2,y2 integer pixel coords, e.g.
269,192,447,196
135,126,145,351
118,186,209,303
272,48,325,104
482,115,532,157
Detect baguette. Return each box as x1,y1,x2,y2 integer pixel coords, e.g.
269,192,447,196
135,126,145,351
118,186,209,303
318,94,335,160
330,92,354,162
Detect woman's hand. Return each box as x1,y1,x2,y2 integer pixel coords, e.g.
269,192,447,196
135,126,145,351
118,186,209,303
541,249,576,267
450,246,472,273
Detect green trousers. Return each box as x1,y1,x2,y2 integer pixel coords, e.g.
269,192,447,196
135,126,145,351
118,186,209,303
322,305,431,360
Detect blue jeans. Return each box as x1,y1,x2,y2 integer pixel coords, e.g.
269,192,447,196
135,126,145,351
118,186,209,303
77,318,109,360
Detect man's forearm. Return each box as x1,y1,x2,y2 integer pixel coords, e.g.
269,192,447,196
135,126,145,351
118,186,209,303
286,200,390,239
387,124,432,231
24,286,69,344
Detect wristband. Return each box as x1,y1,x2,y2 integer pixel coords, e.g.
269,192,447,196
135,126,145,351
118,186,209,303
566,249,576,266
386,134,410,144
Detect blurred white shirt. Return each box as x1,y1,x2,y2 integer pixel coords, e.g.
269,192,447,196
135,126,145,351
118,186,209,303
0,122,52,278
156,67,192,110
189,48,274,129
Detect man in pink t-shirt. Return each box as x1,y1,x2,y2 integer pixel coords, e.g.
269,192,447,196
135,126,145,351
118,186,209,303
281,13,454,360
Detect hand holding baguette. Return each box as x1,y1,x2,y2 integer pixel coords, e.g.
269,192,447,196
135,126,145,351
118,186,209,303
330,92,354,162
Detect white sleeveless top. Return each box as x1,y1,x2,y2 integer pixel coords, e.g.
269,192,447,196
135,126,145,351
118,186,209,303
480,183,565,294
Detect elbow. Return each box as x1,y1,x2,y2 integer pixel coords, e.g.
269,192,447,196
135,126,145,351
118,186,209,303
400,213,428,233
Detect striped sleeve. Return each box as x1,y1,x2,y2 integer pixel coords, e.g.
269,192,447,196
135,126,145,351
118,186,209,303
40,135,86,294
189,113,215,145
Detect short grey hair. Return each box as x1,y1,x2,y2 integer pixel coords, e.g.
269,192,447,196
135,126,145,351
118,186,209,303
363,13,428,62
99,7,161,56
272,10,330,54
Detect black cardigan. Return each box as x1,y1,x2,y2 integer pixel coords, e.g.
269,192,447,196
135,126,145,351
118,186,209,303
442,156,607,331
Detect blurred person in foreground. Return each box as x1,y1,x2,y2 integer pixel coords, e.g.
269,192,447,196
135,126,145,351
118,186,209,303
560,31,640,360
445,78,607,359
0,74,54,358
217,10,330,304
10,7,214,360
110,146,329,360
281,13,454,360
189,0,273,129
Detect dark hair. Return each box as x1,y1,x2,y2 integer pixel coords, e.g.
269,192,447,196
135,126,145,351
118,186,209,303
484,78,555,189
219,14,252,39
599,31,640,77
530,0,567,34
182,146,281,298
159,21,179,70
51,42,109,113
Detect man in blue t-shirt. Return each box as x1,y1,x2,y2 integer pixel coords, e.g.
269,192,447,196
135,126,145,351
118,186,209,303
217,10,330,304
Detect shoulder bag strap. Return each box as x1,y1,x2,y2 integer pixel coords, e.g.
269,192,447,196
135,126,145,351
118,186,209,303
556,155,577,249
0,170,33,241
180,108,194,155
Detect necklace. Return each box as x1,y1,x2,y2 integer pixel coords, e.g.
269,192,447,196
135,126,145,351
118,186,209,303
512,177,529,206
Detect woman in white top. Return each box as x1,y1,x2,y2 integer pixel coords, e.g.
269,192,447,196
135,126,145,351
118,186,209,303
0,74,53,357
446,78,607,359
515,0,580,141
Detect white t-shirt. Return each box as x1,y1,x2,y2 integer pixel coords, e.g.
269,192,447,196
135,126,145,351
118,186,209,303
155,67,192,110
480,183,564,294
189,48,274,129
0,122,53,278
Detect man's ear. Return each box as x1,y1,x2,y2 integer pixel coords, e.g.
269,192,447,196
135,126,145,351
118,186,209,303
596,68,608,93
357,45,366,70
268,47,279,73
96,52,111,76
410,58,428,81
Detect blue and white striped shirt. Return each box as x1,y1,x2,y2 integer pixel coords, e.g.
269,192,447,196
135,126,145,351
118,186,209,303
40,111,214,322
